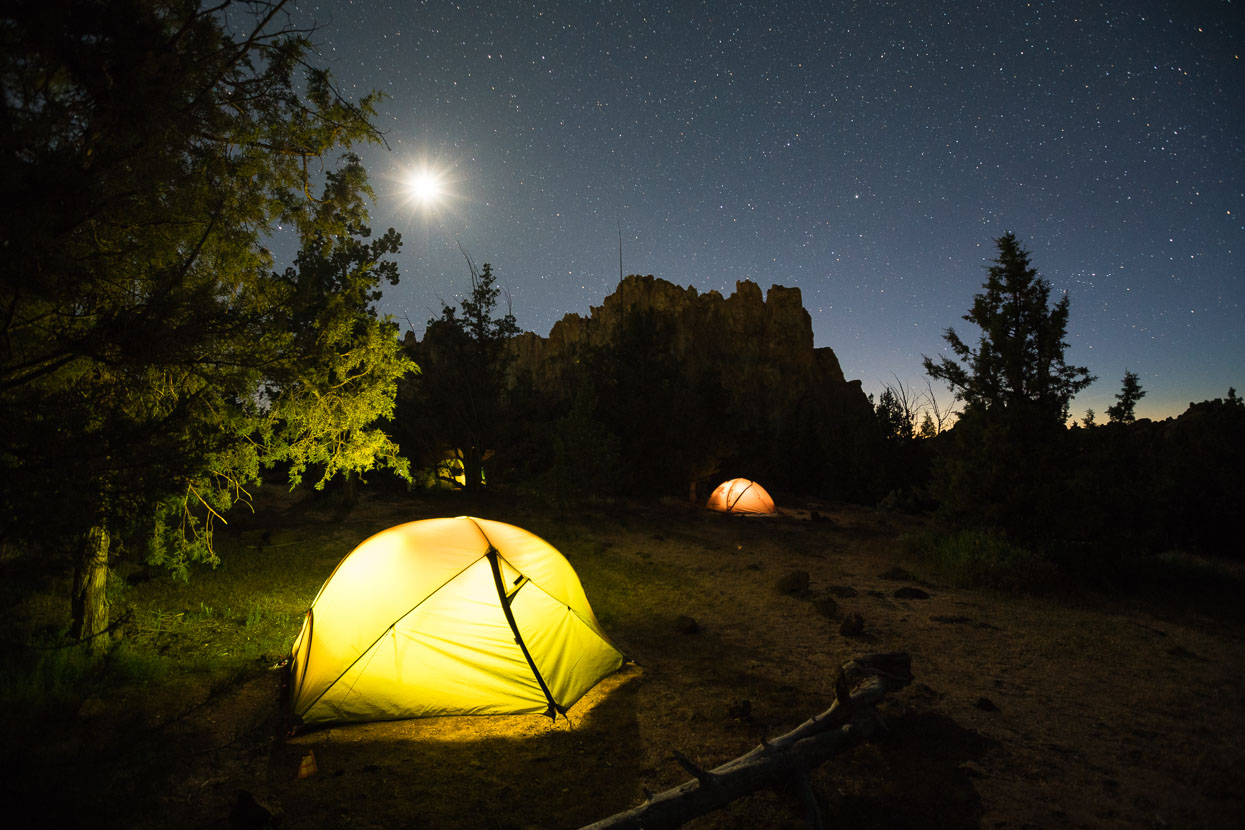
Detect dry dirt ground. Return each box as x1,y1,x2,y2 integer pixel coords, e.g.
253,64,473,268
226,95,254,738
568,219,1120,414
12,490,1245,829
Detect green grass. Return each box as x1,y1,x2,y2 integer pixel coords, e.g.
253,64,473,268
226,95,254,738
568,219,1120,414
0,517,349,711
0,645,98,706
901,527,1059,594
527,519,694,638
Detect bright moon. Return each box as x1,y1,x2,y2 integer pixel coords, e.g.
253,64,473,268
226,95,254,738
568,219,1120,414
408,169,443,206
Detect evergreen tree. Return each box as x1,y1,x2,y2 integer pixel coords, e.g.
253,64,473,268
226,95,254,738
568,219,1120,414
412,259,520,490
923,232,1094,425
875,384,917,442
922,234,1095,538
1,0,409,647
587,308,733,497
1106,370,1146,424
543,375,623,503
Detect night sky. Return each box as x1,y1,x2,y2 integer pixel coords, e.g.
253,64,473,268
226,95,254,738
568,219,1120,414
286,0,1242,421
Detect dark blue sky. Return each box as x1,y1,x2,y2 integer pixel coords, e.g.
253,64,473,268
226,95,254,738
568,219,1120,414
288,0,1242,420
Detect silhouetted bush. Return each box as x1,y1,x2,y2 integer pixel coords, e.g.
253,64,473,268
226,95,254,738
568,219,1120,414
924,390,1244,578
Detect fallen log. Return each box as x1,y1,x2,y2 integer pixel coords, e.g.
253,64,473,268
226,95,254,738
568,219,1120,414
580,652,913,830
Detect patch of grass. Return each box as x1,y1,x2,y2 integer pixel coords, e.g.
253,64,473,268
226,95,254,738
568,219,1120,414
103,640,174,686
537,521,694,637
0,644,97,706
902,528,1059,594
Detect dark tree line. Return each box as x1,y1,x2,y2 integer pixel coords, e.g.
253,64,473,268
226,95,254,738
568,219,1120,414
398,272,883,505
395,233,1239,569
395,257,519,492
911,234,1241,562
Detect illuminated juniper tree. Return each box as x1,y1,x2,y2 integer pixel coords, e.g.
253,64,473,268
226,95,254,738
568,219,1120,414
0,0,410,648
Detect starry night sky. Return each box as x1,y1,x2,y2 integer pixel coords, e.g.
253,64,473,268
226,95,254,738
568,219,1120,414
286,0,1242,421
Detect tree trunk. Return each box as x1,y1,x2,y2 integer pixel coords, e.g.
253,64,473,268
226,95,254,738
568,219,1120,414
464,445,484,491
71,521,111,654
340,469,359,509
580,653,913,830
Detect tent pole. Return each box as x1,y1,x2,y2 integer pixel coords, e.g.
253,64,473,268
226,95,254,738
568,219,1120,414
486,549,566,719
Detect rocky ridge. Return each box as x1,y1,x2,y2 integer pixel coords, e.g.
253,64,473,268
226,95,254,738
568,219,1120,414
509,274,870,420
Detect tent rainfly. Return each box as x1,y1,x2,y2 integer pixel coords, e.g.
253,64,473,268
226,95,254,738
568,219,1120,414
288,517,625,726
706,478,776,515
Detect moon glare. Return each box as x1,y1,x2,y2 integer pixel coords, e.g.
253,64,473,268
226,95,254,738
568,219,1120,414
408,169,443,206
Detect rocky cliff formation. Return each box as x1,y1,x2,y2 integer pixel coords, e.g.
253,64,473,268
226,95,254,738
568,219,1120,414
510,274,869,418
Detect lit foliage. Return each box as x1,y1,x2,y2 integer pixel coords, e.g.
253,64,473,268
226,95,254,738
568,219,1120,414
1,2,411,591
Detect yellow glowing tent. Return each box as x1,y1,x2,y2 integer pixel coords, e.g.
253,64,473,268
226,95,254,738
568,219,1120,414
706,478,776,515
288,517,625,726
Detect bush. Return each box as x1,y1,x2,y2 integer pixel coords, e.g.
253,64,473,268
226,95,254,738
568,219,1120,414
903,528,1058,593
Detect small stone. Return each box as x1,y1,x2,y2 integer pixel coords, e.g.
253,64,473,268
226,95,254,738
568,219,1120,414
674,615,700,634
879,566,914,580
775,570,810,596
894,586,931,600
840,612,864,636
827,585,858,598
974,697,999,712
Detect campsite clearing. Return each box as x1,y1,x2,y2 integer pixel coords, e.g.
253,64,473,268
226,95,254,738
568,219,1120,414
5,485,1244,829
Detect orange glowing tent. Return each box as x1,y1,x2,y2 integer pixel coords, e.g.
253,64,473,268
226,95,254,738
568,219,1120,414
706,478,776,515
288,517,625,726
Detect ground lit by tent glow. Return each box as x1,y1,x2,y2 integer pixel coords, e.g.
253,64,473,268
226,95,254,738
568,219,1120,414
287,665,641,745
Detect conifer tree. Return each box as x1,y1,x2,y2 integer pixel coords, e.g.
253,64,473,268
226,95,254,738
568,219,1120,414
924,232,1094,426
1,0,410,647
922,233,1095,538
1106,370,1146,424
414,258,520,490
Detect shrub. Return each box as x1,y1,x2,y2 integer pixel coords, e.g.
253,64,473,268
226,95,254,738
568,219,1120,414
903,528,1058,593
